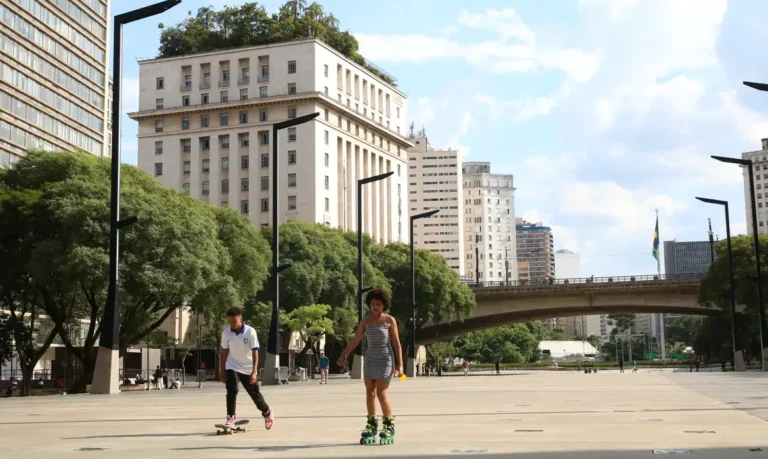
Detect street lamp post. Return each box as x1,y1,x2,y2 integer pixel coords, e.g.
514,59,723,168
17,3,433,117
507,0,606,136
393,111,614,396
505,246,510,286
353,171,395,380
696,197,746,371
475,235,480,286
407,209,439,378
91,0,181,395
263,112,320,385
712,154,768,372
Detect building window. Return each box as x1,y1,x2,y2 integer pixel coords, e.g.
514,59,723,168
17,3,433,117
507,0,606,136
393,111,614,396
261,176,269,190
156,77,164,90
220,113,229,126
346,120,351,132
261,154,269,167
241,155,249,169
241,178,249,191
240,88,248,100
288,106,297,119
183,161,191,174
324,64,329,77
156,98,164,109
324,130,329,145
223,70,230,84
222,157,230,171
221,201,229,207
220,135,230,149
202,159,210,173
182,183,190,193
288,83,296,95
288,127,296,142
155,120,163,133
260,131,269,145
338,116,342,128
201,137,210,151
202,181,210,195
201,115,209,128
240,133,250,147
260,86,268,98
184,75,192,90
288,150,297,164
288,195,297,210
288,60,297,74
260,65,269,81
154,141,163,154
324,198,330,212
221,91,229,103
182,118,190,130
240,111,248,124
288,173,297,187
201,93,209,105
182,139,191,153
324,86,329,95
241,200,249,215
397,164,401,176
182,95,190,107
154,163,163,176
261,198,269,212
324,109,329,121
260,108,268,121
324,175,329,190
222,179,229,193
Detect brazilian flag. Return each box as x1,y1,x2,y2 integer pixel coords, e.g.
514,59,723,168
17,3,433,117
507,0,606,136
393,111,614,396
652,216,660,273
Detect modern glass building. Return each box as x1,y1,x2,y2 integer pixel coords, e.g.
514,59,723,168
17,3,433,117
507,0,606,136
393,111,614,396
663,240,713,275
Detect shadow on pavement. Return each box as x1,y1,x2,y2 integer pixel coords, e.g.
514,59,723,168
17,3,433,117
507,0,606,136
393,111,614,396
64,432,217,440
171,443,344,453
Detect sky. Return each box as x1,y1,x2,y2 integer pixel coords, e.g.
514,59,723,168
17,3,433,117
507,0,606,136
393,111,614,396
112,0,768,278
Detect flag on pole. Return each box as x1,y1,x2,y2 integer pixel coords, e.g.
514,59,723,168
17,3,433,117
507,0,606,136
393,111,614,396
652,215,660,274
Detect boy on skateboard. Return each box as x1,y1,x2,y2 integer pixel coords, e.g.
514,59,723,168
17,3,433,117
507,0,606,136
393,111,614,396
220,306,274,430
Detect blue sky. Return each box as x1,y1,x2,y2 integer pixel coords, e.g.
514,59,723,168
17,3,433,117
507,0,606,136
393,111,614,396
113,0,768,277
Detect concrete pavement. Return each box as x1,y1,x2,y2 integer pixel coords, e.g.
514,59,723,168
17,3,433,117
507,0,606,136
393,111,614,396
1,370,767,458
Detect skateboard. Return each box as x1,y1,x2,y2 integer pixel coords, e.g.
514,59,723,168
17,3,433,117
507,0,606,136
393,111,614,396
215,419,249,435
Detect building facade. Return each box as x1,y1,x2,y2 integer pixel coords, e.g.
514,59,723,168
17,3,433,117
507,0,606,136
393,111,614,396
0,0,111,166
516,219,555,284
407,136,463,274
462,162,516,283
663,240,713,275
129,39,411,243
742,138,768,235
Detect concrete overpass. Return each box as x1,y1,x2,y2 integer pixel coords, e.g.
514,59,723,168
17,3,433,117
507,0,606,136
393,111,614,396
417,274,715,344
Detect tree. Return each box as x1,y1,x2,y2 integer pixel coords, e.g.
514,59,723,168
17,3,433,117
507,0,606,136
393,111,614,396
283,304,335,370
586,334,602,351
456,325,539,364
426,339,455,366
607,314,636,333
0,314,12,368
157,2,397,85
0,151,270,393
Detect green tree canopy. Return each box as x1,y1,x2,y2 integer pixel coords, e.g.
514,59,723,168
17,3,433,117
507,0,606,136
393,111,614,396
158,2,396,85
455,324,539,364
282,303,334,355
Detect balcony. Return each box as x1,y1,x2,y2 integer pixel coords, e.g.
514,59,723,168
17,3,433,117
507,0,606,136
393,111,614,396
199,82,211,90
258,75,269,83
180,84,192,92
219,80,230,88
239,76,250,85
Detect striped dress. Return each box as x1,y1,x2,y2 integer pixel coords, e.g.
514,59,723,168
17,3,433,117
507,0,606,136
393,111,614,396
364,319,394,381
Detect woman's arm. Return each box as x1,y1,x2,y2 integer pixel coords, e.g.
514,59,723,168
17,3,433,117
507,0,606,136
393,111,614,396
388,316,404,374
338,320,366,366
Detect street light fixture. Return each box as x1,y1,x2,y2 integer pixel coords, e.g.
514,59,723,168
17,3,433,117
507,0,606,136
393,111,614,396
263,112,320,385
712,154,768,371
696,196,745,371
406,209,439,378
352,171,395,379
91,0,182,395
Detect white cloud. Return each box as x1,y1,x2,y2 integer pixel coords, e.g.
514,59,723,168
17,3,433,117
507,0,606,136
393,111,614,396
457,8,535,44
718,91,768,143
411,97,435,127
121,77,140,114
579,0,638,20
474,84,570,121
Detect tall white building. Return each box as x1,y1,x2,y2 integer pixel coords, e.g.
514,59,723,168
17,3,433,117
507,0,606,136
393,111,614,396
129,39,411,243
742,138,768,235
554,249,579,279
0,0,112,166
407,136,463,274
462,162,516,283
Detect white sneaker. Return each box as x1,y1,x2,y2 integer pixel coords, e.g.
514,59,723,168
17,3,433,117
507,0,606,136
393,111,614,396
224,415,236,428
264,410,274,430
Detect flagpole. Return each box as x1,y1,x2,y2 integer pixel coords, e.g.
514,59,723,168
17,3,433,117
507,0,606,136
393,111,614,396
657,208,666,361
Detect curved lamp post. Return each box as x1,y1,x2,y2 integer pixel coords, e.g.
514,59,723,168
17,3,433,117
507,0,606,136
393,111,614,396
407,209,439,378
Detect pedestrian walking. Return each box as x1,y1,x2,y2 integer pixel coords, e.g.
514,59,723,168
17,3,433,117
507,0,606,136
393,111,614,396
619,359,624,373
337,288,403,445
319,351,330,384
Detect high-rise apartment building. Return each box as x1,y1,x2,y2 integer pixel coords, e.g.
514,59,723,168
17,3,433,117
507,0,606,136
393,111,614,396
462,162,516,283
407,136,463,274
663,240,713,275
0,0,112,167
516,219,555,283
742,138,768,235
129,39,411,243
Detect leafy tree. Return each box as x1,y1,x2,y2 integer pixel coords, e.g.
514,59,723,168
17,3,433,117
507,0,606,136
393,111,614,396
426,339,455,366
666,316,701,346
546,327,569,341
456,325,539,364
0,314,12,368
607,314,636,333
0,151,270,392
283,304,335,358
586,334,602,351
158,2,397,85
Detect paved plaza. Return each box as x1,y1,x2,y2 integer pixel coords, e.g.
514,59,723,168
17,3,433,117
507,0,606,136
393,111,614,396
2,370,767,458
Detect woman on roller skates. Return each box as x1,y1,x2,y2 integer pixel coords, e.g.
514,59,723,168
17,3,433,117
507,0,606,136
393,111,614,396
338,288,403,445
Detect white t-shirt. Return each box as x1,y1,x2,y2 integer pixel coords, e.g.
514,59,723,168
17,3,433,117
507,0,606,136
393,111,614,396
220,324,260,375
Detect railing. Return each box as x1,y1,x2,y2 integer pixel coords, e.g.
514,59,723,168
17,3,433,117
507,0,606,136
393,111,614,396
258,75,269,83
180,84,192,92
219,80,230,87
466,273,706,289
238,76,250,85
199,82,211,90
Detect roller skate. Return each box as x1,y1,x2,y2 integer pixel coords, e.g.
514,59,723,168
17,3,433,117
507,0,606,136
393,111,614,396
379,417,395,445
360,415,378,445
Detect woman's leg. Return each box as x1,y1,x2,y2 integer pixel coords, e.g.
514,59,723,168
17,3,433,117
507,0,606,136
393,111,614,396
375,380,393,418
364,379,377,416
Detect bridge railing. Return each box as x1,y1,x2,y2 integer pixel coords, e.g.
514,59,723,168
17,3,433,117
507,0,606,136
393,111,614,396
464,273,705,289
